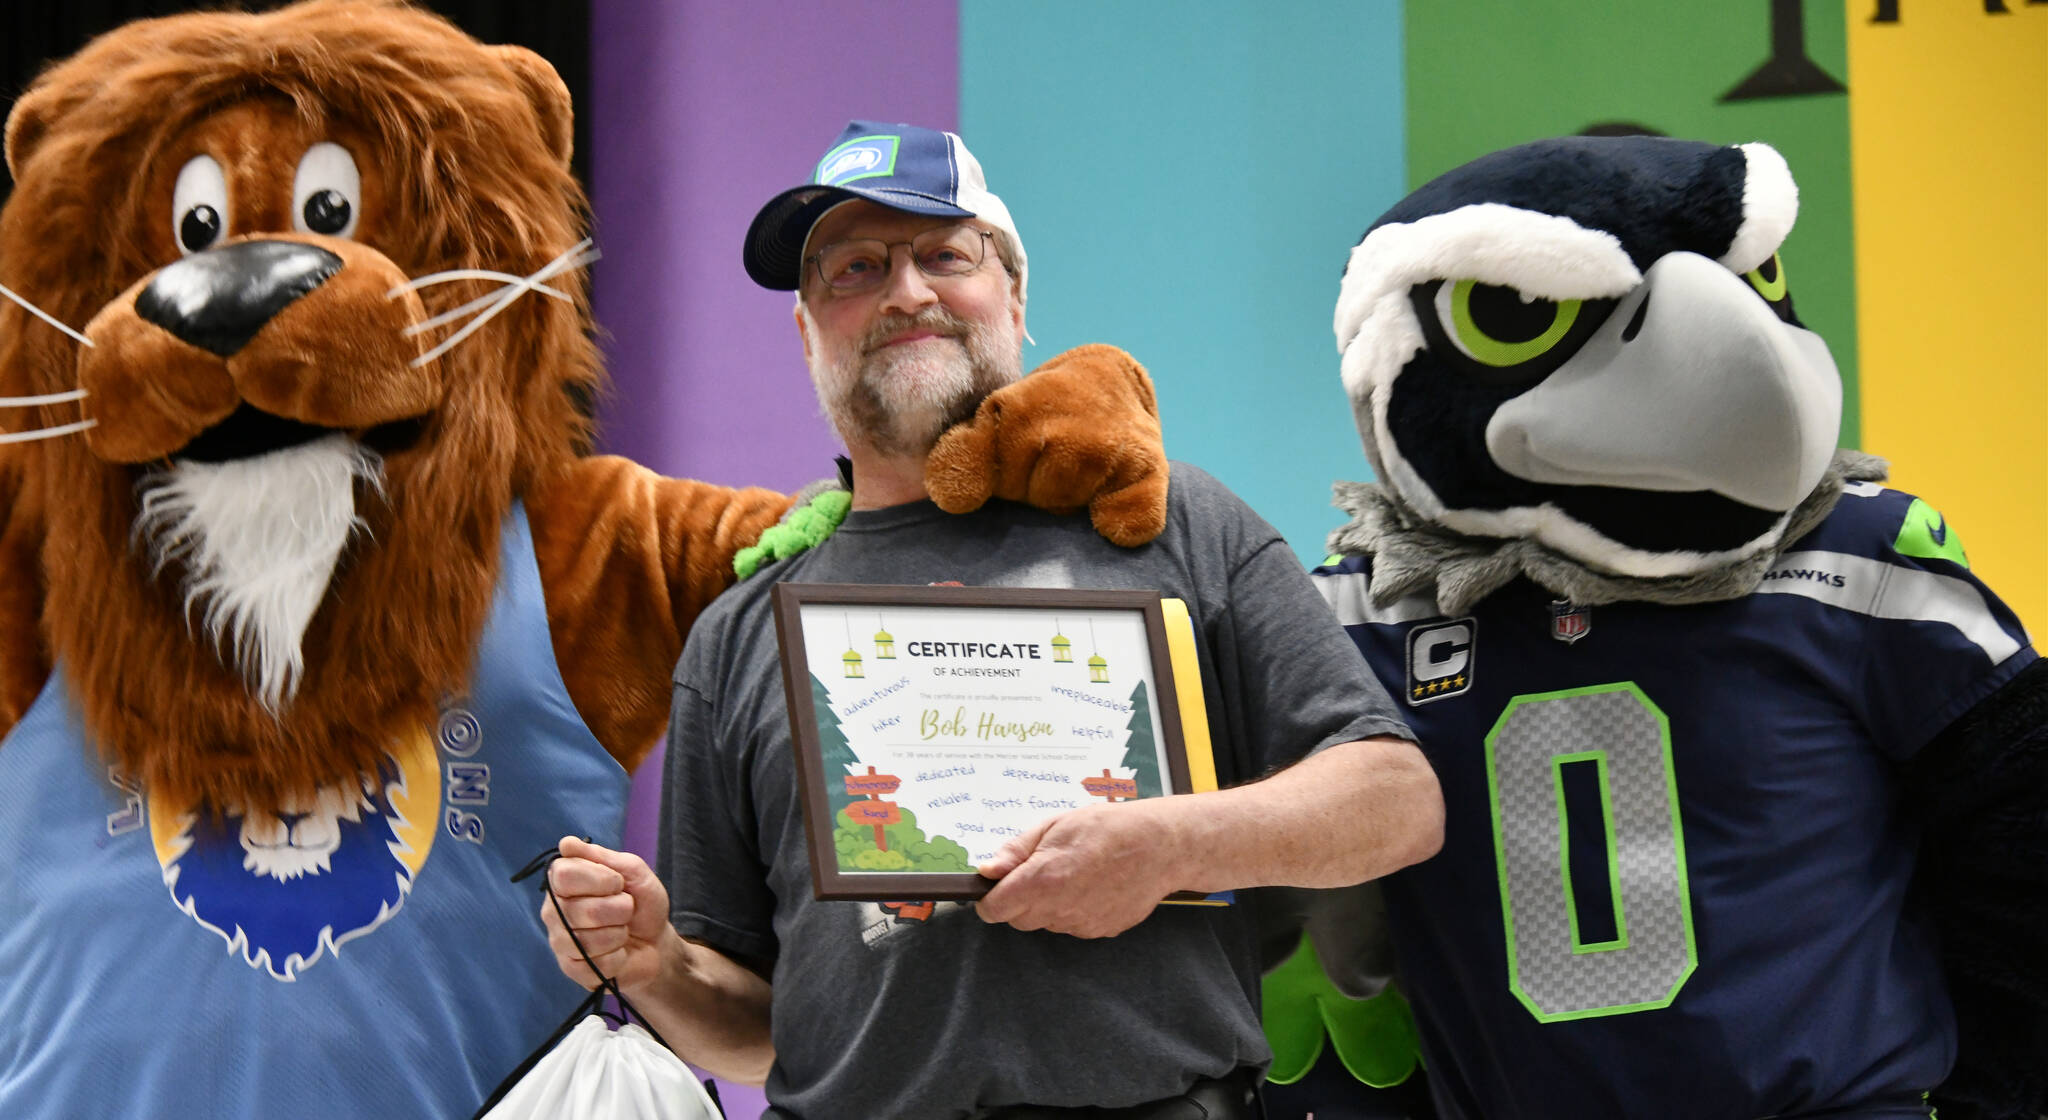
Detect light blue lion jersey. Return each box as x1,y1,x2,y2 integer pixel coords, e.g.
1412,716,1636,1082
1311,484,2035,1119
0,504,629,1119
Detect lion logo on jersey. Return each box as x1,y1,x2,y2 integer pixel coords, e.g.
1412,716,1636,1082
148,727,440,980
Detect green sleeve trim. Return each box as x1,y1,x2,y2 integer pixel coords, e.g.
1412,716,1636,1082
1261,933,1421,1088
734,488,852,579
1893,497,1969,569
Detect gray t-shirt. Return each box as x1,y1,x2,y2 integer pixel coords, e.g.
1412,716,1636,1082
659,464,1411,1118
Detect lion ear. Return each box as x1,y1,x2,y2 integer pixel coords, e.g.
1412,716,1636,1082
493,46,573,169
4,83,64,181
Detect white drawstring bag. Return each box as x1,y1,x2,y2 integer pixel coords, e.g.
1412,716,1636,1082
478,1016,720,1120
474,847,725,1120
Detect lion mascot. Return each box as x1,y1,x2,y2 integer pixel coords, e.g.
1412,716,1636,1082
1296,136,2046,1119
0,2,1167,1115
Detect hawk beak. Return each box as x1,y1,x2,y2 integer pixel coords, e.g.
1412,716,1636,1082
1484,251,1840,513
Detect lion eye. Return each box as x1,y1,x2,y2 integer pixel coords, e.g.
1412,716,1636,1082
172,154,230,255
292,142,361,239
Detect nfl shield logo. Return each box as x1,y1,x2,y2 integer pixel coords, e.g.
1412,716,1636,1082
1549,600,1591,644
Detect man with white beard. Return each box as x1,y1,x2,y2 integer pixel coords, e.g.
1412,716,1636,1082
541,121,1442,1118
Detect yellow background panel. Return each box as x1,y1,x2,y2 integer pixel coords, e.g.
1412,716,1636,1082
1848,2,2046,632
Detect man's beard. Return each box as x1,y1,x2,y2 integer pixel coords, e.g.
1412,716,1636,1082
804,303,1023,458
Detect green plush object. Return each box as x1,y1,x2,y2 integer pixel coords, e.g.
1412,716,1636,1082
1262,933,1422,1088
733,489,853,579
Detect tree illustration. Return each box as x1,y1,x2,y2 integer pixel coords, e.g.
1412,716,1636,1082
834,807,972,872
812,673,859,818
1121,682,1162,799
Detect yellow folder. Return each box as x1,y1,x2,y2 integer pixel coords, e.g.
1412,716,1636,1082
1160,598,1217,794
1160,598,1231,906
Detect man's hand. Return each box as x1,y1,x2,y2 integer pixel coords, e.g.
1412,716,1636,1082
539,840,778,1085
974,799,1186,939
975,738,1444,942
926,343,1169,547
541,835,674,994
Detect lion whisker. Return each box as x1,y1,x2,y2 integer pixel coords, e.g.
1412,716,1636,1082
530,238,602,280
405,239,600,369
0,281,94,347
403,283,565,337
389,237,597,307
1,388,88,406
0,285,94,440
387,269,575,303
0,418,97,444
407,293,519,368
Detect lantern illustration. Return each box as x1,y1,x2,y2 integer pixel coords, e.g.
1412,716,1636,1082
1087,620,1109,684
1050,617,1073,663
874,615,895,659
842,615,864,678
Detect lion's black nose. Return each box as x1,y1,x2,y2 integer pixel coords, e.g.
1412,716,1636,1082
136,240,344,358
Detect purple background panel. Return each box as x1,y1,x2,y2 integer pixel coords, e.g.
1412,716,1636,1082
590,0,957,864
590,0,958,489
588,5,958,1114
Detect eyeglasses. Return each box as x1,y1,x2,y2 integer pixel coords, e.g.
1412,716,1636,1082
806,224,998,294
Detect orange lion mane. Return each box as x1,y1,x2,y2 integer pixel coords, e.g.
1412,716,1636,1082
0,0,605,814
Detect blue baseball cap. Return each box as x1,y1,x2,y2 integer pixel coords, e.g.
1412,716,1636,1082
743,120,1027,295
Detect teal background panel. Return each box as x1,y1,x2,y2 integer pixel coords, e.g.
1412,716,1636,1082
961,0,1409,566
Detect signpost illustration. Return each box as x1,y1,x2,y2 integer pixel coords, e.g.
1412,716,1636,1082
846,766,901,850
1082,770,1141,803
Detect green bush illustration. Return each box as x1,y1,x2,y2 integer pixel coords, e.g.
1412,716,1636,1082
835,806,972,872
849,847,913,871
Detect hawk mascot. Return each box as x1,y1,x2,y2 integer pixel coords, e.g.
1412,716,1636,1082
1297,136,2045,1120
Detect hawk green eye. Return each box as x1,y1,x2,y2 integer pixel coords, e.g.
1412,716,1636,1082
1745,252,1788,302
1442,279,1583,367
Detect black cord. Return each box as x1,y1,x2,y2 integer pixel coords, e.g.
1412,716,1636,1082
510,843,680,1054
471,844,708,1118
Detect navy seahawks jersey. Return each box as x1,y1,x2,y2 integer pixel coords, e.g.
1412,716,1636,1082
1312,483,2036,1119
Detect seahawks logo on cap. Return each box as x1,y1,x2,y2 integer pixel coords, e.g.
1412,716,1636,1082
817,136,900,186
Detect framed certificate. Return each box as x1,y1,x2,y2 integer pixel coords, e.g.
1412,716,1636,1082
772,583,1209,901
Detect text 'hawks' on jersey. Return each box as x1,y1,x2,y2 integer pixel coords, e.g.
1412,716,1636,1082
1312,483,2034,1119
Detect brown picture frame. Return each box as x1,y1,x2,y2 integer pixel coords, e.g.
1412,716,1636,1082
772,583,1193,901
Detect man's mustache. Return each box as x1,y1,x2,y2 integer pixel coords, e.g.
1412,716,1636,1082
860,310,967,355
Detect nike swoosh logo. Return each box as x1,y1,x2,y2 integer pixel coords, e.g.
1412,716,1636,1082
1928,515,1948,546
